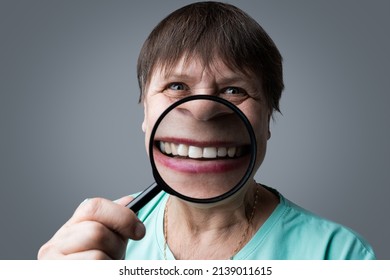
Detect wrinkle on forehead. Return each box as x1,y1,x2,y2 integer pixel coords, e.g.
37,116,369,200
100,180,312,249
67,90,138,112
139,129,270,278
155,53,253,83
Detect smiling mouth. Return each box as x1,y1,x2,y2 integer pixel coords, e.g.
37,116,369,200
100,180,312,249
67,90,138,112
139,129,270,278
157,141,249,159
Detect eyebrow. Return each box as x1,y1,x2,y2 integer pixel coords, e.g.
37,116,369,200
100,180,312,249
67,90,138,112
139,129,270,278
163,72,194,81
163,71,252,85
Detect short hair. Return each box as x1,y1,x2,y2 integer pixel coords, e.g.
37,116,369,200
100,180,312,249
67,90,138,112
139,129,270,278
137,1,284,114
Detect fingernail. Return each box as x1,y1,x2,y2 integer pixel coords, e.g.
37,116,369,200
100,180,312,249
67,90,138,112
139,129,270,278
134,221,146,239
80,198,90,205
113,195,133,205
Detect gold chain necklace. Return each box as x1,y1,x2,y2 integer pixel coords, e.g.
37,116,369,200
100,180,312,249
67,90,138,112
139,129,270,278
163,185,260,260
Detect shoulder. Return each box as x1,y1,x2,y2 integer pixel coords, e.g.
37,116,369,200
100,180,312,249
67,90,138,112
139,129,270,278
277,193,376,259
125,191,168,260
134,191,168,221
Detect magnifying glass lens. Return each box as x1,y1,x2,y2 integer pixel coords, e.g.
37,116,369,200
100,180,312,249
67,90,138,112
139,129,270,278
151,97,255,201
127,95,256,212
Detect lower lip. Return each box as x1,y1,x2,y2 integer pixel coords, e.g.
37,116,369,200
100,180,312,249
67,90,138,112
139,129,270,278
153,146,250,173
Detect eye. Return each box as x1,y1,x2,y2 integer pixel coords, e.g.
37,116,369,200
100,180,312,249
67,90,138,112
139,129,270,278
223,87,242,95
168,82,187,91
221,86,248,96
220,86,249,104
163,82,190,98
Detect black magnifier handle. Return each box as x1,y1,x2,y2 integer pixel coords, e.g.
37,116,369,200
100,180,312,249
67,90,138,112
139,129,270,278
126,182,161,213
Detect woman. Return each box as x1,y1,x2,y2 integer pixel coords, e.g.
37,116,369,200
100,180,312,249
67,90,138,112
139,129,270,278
38,2,375,260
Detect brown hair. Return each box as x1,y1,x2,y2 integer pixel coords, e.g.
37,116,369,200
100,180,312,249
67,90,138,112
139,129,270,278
137,1,284,114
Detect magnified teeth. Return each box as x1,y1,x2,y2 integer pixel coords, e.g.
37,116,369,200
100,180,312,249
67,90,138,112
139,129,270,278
165,142,172,154
188,146,203,158
177,144,189,156
171,143,178,155
160,142,165,153
228,147,236,157
203,147,217,158
158,141,244,159
217,147,227,157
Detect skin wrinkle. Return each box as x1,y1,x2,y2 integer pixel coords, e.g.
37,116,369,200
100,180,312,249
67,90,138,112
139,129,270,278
142,51,266,104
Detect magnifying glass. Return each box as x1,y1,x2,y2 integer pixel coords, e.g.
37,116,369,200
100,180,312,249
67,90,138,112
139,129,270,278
127,95,257,213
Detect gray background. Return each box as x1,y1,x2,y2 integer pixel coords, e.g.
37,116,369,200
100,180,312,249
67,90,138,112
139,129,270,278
1,0,389,259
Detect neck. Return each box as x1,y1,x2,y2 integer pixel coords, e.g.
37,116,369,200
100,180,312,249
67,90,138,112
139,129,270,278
170,188,255,230
164,180,261,259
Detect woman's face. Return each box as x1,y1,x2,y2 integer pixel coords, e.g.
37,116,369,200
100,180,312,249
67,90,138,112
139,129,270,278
142,57,271,199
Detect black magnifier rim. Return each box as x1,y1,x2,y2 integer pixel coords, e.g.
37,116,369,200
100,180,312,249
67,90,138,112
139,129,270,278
149,95,257,204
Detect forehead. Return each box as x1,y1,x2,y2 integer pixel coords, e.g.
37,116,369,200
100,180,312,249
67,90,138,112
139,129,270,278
151,54,251,82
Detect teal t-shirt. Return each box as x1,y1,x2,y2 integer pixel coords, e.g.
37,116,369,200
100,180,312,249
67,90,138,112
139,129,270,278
125,190,375,260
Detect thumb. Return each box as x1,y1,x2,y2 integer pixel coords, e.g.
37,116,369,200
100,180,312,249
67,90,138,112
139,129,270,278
114,195,134,206
113,195,146,240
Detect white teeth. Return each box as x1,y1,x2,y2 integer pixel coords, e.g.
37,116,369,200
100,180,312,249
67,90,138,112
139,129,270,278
159,141,243,159
188,146,203,158
171,143,178,155
164,142,171,154
177,144,188,156
203,147,217,158
217,147,227,157
228,147,236,157
160,142,165,153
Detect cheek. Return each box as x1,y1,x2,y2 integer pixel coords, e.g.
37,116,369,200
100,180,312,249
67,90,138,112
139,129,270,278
143,113,156,155
142,107,153,154
247,111,270,141
144,110,164,135
252,120,268,155
246,112,270,167
142,116,147,133
143,101,167,154
238,101,270,137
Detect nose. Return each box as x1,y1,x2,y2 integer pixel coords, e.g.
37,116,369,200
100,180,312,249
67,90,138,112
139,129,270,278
177,99,234,121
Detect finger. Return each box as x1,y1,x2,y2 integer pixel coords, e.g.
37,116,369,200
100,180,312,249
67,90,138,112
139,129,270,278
37,242,59,259
38,219,128,260
63,250,112,260
113,195,134,206
69,197,145,240
54,221,127,259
